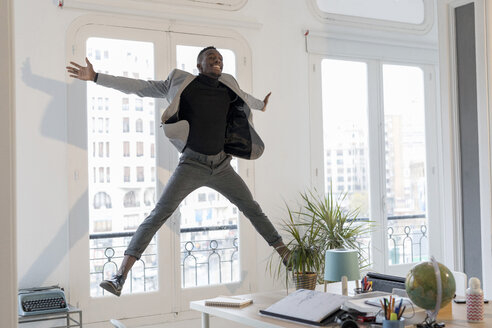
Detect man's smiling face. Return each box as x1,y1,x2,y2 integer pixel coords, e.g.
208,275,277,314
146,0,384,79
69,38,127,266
197,49,223,78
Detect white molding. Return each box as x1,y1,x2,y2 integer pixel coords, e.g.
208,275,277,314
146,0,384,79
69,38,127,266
306,0,435,35
305,31,438,64
62,0,261,30
0,0,17,326
64,0,248,11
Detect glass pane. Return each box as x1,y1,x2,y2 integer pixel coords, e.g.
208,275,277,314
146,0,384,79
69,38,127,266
176,45,240,288
383,64,428,265
87,37,158,296
321,59,371,265
315,0,425,24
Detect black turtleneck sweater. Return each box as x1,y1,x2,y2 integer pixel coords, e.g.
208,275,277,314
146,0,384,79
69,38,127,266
179,74,235,155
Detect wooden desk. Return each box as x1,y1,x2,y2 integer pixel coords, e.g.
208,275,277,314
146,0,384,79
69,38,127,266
437,301,492,327
190,289,492,328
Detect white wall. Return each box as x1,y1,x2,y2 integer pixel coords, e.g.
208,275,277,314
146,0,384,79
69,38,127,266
14,0,441,326
14,0,323,293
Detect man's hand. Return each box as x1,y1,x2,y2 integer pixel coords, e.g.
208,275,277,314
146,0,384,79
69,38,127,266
66,57,96,81
262,92,272,112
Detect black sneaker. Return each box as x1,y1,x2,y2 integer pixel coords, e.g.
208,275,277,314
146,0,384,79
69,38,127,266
100,274,125,296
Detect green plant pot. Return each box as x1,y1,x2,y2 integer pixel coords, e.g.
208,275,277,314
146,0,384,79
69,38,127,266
294,272,317,290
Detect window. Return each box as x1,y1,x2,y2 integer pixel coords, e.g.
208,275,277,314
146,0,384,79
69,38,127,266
99,167,104,183
123,117,129,132
176,45,240,288
144,188,155,206
123,141,130,157
124,166,130,182
123,191,139,207
313,54,439,276
137,166,144,182
135,99,143,111
197,193,206,202
98,118,103,132
68,23,255,322
314,0,425,24
123,214,140,231
122,98,129,111
136,141,144,157
308,0,433,34
136,118,143,132
93,219,112,232
149,120,155,135
93,192,112,209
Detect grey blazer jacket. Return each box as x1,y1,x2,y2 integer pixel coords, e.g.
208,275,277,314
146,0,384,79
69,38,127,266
96,69,265,160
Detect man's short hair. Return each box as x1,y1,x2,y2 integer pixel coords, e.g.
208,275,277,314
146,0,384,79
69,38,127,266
197,46,217,63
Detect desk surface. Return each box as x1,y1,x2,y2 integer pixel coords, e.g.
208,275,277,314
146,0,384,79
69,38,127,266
190,289,492,328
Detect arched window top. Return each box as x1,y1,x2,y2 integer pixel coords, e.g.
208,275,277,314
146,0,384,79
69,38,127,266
144,188,155,206
124,191,139,208
308,0,434,34
94,191,112,209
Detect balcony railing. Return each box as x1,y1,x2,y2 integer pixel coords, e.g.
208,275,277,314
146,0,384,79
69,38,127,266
355,214,428,266
89,215,428,295
89,225,239,295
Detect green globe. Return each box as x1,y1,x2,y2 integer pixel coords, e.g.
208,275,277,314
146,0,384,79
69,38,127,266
405,261,456,311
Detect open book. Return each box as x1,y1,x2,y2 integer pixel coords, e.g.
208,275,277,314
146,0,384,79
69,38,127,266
204,296,253,308
259,289,349,326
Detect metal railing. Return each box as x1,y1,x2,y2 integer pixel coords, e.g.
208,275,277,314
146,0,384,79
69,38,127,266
355,214,428,266
89,225,239,294
89,215,428,294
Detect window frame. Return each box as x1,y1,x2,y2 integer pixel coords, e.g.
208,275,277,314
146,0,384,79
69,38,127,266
67,18,258,325
308,36,442,276
306,0,435,34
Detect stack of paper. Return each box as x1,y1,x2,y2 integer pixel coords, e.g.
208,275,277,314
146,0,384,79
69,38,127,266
204,296,253,309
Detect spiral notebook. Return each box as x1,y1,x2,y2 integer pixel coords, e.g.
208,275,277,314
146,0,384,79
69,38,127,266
204,296,253,308
259,289,348,326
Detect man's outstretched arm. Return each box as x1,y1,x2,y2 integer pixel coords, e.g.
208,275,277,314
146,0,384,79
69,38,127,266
66,57,173,98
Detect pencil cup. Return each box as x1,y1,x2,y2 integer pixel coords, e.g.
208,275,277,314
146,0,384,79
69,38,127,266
353,288,369,295
382,319,404,328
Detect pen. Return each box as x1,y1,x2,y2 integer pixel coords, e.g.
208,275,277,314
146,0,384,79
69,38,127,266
395,298,402,316
398,305,406,320
383,298,388,319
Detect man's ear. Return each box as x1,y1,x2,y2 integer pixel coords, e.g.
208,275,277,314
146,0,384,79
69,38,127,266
196,63,202,73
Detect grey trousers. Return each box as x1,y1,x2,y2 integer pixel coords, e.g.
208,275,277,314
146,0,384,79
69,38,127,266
125,148,282,259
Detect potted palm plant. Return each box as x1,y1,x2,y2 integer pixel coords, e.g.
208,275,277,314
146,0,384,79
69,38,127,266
269,204,325,290
298,190,372,272
269,189,372,289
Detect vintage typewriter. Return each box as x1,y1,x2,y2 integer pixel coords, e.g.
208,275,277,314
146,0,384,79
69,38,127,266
18,285,68,316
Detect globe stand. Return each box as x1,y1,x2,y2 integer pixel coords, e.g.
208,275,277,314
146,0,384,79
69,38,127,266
416,308,446,328
416,322,445,328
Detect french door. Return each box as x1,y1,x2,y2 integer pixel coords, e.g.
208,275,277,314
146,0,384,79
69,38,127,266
68,23,256,324
309,55,442,276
